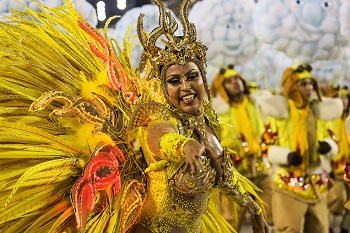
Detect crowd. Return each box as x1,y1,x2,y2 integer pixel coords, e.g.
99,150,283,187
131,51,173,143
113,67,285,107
210,63,350,233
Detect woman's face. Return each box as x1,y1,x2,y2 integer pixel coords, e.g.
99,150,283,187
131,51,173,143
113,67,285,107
165,61,205,116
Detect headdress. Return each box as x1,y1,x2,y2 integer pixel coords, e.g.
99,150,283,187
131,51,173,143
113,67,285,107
322,84,349,98
211,64,249,104
137,0,214,116
281,64,321,108
137,0,207,81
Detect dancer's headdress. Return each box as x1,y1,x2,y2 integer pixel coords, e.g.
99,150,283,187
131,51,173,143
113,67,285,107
137,0,208,81
137,0,214,109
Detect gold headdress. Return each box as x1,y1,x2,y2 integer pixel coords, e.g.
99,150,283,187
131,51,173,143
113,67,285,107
137,0,208,81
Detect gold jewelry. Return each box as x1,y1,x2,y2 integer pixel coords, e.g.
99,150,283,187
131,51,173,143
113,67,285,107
137,0,207,81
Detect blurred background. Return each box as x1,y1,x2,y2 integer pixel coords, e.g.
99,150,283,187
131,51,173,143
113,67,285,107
1,0,350,93
86,0,151,28
86,0,203,28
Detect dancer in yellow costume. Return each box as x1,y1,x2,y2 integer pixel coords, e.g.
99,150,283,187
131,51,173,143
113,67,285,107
0,0,269,232
258,64,342,233
322,85,350,233
210,65,274,230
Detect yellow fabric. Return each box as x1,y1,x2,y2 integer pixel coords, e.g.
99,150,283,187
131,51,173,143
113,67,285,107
223,69,241,78
290,64,314,80
267,101,334,200
159,132,194,162
288,99,309,169
219,96,267,176
230,96,261,155
329,116,350,175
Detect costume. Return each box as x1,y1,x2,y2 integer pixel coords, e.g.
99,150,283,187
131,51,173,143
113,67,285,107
257,65,342,233
323,85,350,232
211,66,273,227
0,1,266,232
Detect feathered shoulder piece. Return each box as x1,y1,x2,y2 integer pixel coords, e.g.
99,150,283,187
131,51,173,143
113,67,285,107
0,1,168,232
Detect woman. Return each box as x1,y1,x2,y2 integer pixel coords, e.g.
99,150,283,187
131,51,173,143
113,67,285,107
132,60,268,232
130,0,269,230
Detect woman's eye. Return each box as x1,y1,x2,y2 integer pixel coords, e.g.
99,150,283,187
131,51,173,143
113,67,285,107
187,74,198,81
167,78,181,85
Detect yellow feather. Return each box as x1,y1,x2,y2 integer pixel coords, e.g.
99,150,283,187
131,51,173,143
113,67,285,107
86,208,109,233
0,121,82,155
24,201,69,233
48,206,74,233
0,185,67,224
2,158,78,209
3,167,80,191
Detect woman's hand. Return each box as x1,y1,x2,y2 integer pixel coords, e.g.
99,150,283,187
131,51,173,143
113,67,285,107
251,214,269,233
182,140,206,174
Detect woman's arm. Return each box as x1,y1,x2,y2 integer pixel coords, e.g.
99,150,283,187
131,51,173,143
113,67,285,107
146,120,207,172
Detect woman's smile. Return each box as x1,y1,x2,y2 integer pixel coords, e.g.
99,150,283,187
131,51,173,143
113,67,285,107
165,62,205,116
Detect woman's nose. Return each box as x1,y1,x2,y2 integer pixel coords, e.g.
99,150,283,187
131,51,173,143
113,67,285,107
181,80,191,90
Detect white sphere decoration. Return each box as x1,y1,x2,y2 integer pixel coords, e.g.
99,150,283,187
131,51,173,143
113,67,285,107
253,0,347,64
188,0,259,70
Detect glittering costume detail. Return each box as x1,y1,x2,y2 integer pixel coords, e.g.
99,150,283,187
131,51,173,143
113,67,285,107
71,145,125,231
117,180,146,233
128,101,171,130
159,132,193,162
30,91,112,132
173,156,217,196
148,185,211,233
218,151,262,216
274,169,329,201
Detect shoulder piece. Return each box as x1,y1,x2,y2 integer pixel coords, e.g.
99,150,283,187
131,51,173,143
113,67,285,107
312,97,343,121
212,96,230,114
256,95,289,119
249,89,273,105
128,101,171,130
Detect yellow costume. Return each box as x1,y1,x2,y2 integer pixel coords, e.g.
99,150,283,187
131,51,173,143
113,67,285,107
323,86,350,230
258,65,342,233
0,1,266,232
211,66,273,227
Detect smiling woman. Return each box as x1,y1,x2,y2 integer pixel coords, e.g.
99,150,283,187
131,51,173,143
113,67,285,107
165,62,205,116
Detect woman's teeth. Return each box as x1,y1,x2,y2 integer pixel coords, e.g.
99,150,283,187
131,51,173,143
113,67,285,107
182,94,195,101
